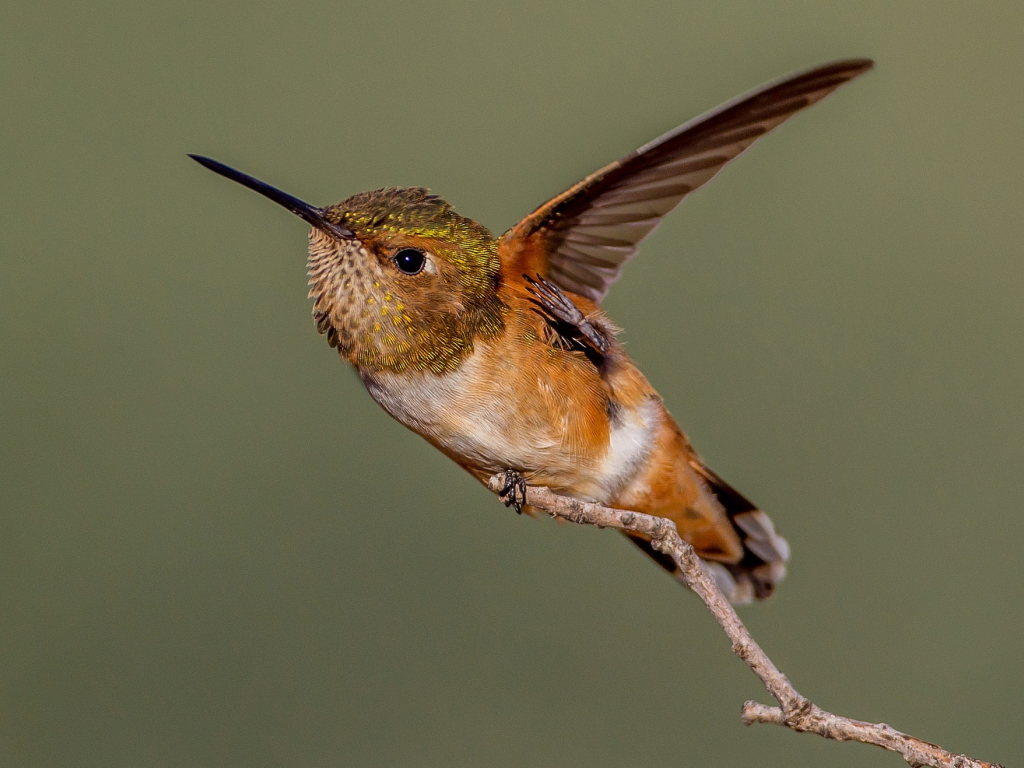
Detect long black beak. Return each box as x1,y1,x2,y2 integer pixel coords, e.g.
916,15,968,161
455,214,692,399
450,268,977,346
189,154,354,240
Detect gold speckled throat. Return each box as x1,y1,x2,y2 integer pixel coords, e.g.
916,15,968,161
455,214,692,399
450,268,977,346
307,187,506,375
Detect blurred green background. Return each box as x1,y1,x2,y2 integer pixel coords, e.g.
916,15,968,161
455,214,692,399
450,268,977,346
2,1,1021,766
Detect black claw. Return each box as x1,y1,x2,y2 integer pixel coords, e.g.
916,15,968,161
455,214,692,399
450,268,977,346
499,470,527,514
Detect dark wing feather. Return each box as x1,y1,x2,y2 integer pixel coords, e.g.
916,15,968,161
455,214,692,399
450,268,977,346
500,59,873,302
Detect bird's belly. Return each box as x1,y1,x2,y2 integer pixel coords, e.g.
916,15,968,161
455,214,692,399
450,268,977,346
360,361,549,472
360,352,661,503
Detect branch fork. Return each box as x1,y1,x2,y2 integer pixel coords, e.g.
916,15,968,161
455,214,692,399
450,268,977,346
488,472,1001,768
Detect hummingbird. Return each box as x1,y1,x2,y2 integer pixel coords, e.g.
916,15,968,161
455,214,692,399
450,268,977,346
192,58,872,603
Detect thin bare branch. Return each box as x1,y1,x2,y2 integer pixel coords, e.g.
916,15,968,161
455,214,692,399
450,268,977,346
488,474,1002,768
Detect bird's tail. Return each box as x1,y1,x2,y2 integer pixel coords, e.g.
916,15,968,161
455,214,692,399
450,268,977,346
626,460,790,604
692,460,790,603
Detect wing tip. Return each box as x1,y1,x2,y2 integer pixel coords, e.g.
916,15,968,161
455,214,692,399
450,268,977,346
819,56,875,83
842,56,875,72
824,56,874,71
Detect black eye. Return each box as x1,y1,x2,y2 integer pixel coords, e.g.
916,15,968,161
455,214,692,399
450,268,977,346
393,248,425,275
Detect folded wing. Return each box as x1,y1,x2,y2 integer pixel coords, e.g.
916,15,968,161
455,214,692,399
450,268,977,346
500,59,873,303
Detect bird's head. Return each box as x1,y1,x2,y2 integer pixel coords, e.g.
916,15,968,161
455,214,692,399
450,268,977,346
191,156,505,374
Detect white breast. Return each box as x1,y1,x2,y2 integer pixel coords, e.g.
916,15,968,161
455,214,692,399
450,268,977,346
361,346,660,502
360,349,538,471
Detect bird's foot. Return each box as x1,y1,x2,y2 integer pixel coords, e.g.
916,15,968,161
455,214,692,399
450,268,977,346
498,469,528,514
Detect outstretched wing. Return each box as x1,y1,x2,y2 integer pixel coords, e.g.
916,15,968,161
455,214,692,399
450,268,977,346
499,59,873,303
